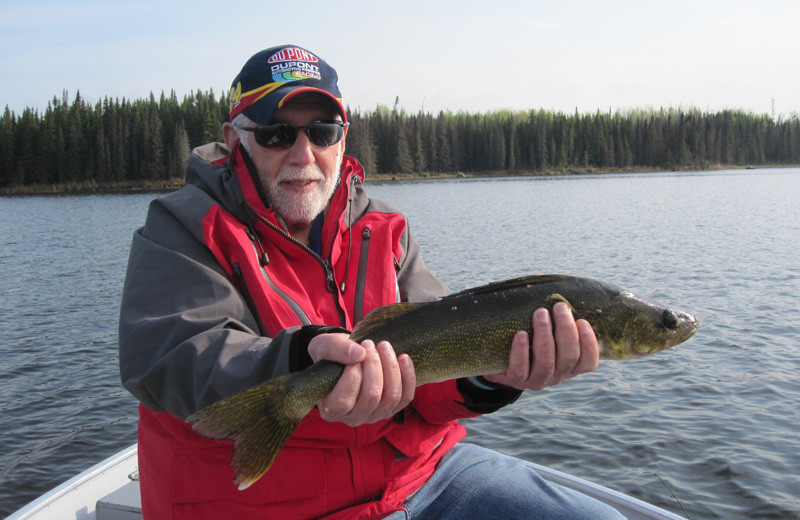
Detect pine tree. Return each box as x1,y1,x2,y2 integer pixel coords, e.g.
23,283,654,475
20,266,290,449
143,108,165,179
433,112,453,173
173,120,192,177
391,120,414,174
0,106,16,186
411,115,427,174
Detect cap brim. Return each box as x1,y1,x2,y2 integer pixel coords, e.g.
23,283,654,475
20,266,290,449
243,85,347,125
279,87,347,122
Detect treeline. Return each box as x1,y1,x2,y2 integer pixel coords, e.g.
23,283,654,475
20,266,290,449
2,89,799,189
346,105,800,176
0,90,227,189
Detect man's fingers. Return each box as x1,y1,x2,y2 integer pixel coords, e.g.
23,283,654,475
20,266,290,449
318,363,362,419
397,354,416,412
530,307,556,389
573,319,599,375
553,302,581,373
506,330,531,383
308,333,365,364
482,304,600,393
340,340,383,421
318,340,417,427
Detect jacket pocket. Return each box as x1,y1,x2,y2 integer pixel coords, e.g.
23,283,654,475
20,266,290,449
382,408,453,459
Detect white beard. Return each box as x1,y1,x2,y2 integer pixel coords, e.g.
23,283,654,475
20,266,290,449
261,164,340,226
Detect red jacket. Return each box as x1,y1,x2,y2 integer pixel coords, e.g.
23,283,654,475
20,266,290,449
120,144,519,519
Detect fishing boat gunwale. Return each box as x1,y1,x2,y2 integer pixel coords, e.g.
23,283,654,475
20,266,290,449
6,444,138,520
7,443,687,520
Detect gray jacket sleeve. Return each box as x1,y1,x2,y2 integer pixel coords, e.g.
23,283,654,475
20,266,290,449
395,219,451,304
118,190,333,420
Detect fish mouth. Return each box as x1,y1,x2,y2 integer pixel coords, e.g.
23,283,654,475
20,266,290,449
675,312,700,340
659,312,699,352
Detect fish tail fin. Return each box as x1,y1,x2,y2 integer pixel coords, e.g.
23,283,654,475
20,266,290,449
188,373,313,489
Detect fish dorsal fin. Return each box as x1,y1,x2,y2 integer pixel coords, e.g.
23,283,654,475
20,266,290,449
448,274,571,299
351,302,424,342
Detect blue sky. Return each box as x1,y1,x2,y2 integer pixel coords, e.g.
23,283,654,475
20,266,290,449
2,0,798,118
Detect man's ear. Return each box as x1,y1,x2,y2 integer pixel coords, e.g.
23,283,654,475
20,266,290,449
223,122,240,150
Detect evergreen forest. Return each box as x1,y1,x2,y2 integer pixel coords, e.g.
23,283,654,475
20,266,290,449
1,89,799,192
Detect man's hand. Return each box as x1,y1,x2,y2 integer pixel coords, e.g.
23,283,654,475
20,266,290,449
308,333,416,427
484,302,599,391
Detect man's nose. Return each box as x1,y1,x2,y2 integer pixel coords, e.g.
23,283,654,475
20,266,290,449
285,131,315,165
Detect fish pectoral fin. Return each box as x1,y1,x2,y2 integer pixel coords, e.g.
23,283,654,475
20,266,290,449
351,302,424,342
545,293,575,312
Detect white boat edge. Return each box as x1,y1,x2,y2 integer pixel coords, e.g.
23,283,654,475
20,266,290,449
6,445,138,520
6,443,688,520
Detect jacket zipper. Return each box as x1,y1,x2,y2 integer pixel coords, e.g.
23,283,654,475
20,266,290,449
243,227,313,327
393,254,402,303
254,215,347,328
352,227,371,323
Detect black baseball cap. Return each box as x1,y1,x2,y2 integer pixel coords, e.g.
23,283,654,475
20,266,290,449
228,45,347,124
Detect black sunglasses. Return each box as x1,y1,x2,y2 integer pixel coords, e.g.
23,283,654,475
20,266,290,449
234,121,349,149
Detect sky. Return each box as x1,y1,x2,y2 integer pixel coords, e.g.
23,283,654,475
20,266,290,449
2,0,799,119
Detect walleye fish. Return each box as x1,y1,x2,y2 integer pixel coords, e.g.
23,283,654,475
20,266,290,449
189,274,698,488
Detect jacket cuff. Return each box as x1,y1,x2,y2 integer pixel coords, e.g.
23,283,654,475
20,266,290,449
288,325,351,372
456,377,523,414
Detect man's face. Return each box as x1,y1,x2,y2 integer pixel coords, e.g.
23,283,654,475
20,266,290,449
243,99,345,230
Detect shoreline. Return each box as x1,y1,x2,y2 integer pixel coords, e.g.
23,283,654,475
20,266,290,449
2,163,797,196
365,163,800,182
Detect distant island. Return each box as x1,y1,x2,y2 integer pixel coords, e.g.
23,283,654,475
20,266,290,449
2,90,798,195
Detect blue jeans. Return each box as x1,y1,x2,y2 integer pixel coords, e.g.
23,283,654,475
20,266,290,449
384,444,627,520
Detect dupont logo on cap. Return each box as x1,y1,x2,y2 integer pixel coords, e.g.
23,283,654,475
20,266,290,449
267,47,319,64
268,47,322,83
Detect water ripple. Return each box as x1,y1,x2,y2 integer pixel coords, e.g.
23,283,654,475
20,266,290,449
2,173,800,518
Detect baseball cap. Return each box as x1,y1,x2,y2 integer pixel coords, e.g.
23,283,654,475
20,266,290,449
228,45,346,124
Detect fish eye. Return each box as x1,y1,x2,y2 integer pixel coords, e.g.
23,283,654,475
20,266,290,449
661,309,679,329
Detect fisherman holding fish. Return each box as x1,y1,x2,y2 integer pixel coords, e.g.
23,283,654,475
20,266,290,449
119,45,645,519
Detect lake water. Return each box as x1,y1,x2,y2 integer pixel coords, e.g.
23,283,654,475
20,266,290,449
1,168,799,519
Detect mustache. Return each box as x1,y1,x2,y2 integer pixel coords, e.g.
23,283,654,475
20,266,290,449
274,166,325,183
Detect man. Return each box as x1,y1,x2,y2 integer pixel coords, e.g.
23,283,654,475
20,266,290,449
119,44,623,519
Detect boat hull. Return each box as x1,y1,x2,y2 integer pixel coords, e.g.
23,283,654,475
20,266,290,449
7,444,686,520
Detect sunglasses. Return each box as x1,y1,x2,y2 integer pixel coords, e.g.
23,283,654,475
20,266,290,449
234,121,349,149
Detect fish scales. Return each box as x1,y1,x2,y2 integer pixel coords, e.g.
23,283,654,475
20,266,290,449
350,282,543,384
188,274,698,488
